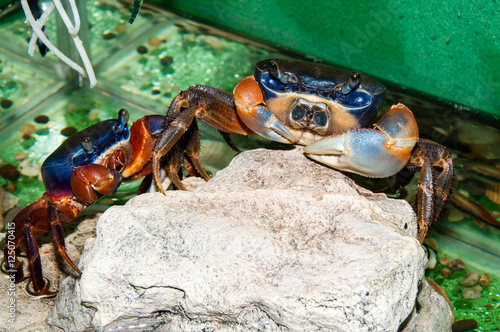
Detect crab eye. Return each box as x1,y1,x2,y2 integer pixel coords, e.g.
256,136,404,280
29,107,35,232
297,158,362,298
291,105,307,121
268,61,280,80
348,72,361,92
81,137,94,154
114,108,129,133
313,111,328,127
268,60,290,84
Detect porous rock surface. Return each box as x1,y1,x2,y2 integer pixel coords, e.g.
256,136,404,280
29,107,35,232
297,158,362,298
47,147,452,331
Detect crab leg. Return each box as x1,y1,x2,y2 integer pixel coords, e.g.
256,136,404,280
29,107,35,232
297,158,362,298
407,139,453,242
152,85,256,194
304,103,419,178
23,226,48,294
47,200,82,275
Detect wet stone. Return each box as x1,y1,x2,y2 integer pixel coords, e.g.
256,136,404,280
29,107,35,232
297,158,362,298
1,98,13,108
0,164,20,181
462,285,482,299
34,114,49,123
439,257,451,266
459,270,480,286
61,126,77,137
449,258,467,270
478,273,490,286
136,45,148,54
440,268,451,278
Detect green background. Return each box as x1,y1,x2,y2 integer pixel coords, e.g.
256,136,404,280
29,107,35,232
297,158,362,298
155,0,500,119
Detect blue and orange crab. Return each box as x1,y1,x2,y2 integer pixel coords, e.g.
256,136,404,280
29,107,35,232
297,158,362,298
2,59,453,297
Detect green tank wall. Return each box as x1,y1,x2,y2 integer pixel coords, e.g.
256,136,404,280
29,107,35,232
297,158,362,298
155,0,500,119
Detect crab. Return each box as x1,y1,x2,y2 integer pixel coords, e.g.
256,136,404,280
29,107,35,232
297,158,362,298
2,109,210,297
151,59,454,243
3,59,453,297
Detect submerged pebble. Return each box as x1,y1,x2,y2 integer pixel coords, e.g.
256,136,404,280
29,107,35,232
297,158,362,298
36,127,49,135
447,207,465,222
451,319,479,332
103,30,116,39
14,152,28,161
136,45,148,54
462,285,482,299
88,108,100,121
147,37,162,46
20,123,37,136
61,126,77,137
424,238,438,251
21,136,36,149
4,184,16,192
19,160,40,177
439,257,451,265
460,270,480,286
449,258,467,270
0,164,20,181
160,55,174,66
1,98,13,108
34,114,49,123
478,273,490,286
114,23,127,34
426,247,437,269
440,268,451,278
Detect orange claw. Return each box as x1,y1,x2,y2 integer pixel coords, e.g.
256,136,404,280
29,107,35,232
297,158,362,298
234,76,296,143
71,164,121,204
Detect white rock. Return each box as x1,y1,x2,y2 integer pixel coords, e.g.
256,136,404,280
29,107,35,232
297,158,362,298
47,147,450,331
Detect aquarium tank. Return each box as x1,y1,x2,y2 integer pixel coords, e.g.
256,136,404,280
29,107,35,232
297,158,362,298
0,0,499,330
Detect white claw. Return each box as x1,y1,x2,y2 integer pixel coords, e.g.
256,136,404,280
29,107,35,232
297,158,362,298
305,104,419,178
240,106,296,144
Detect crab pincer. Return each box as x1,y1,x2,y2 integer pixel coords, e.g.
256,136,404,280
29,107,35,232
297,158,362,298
304,103,419,178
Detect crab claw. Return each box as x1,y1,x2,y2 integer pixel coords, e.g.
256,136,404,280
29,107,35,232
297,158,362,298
234,76,296,144
304,103,419,178
240,105,297,143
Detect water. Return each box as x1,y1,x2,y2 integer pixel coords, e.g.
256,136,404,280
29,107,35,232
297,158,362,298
0,0,499,330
